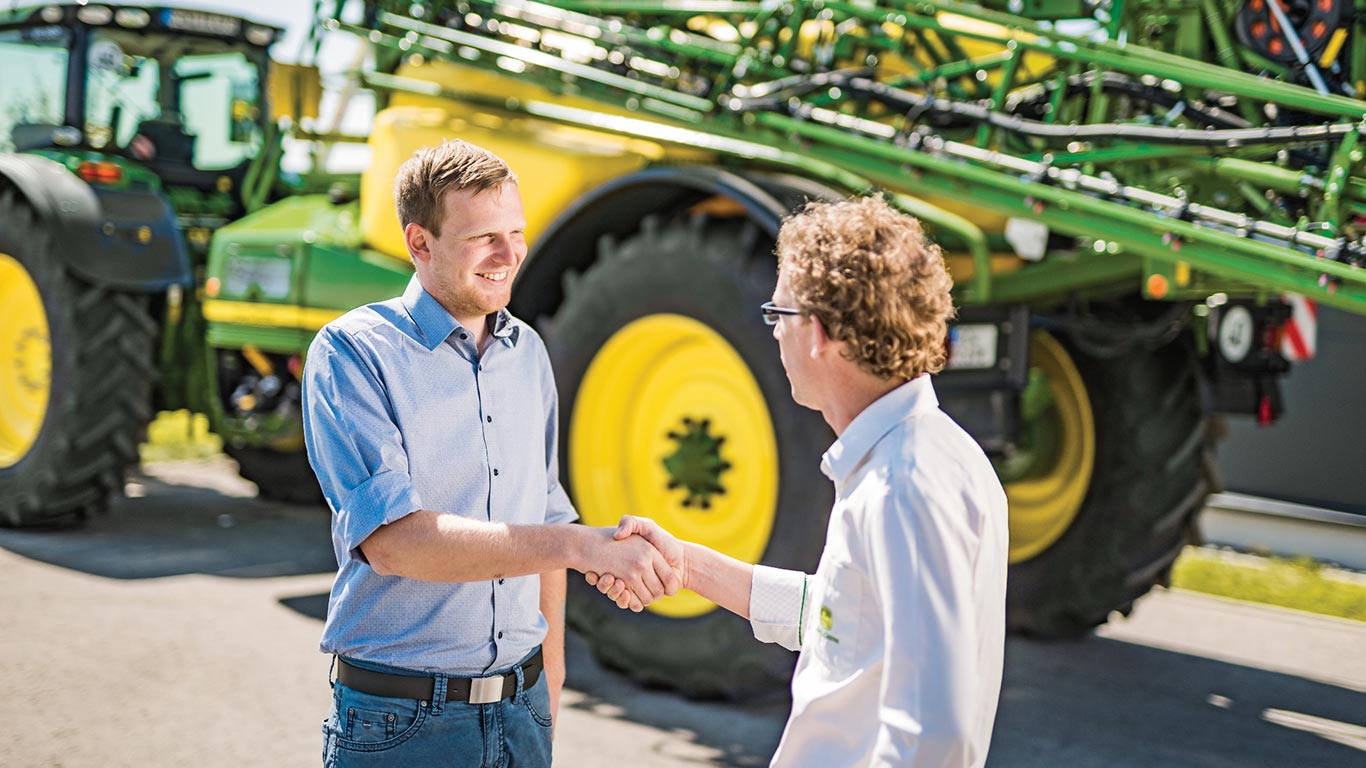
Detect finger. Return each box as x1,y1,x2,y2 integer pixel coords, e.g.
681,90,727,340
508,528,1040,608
629,594,643,612
616,590,633,610
594,573,615,594
658,562,681,596
584,571,599,586
640,556,666,601
613,516,637,541
607,578,627,602
629,574,655,608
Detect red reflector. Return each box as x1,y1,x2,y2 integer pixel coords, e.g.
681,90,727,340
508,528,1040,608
1257,394,1273,426
76,160,123,184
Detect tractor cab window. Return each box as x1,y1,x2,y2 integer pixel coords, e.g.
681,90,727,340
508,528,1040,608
176,53,261,170
0,27,71,152
84,36,159,150
84,30,261,172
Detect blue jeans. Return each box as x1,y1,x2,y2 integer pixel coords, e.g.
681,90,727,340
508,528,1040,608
321,653,553,767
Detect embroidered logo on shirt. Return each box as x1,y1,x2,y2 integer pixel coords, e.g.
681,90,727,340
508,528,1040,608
818,605,840,643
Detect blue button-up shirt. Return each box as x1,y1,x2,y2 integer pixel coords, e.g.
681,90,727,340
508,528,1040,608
302,276,578,675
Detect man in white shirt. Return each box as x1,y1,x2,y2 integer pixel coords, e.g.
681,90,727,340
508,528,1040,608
589,195,1010,767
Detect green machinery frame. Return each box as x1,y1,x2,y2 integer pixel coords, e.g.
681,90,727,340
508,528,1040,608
336,0,1366,313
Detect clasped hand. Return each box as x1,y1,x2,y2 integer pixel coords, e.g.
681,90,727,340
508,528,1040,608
584,516,684,612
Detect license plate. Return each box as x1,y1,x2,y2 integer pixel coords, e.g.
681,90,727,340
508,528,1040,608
947,324,998,370
223,256,291,300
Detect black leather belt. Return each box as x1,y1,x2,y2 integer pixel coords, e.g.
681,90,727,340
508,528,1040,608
336,648,543,705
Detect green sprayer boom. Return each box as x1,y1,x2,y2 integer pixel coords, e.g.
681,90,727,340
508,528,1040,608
341,0,1366,313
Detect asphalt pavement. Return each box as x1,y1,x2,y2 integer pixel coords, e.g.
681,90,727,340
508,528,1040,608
1,455,1363,767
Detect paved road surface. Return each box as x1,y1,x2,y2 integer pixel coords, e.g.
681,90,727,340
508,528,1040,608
2,456,1363,767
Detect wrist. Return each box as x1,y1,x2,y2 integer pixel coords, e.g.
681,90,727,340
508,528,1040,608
566,525,596,573
680,541,699,593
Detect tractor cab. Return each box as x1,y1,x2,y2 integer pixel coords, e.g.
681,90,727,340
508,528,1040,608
0,4,279,195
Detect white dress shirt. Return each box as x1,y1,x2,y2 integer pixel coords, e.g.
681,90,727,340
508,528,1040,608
750,374,1009,768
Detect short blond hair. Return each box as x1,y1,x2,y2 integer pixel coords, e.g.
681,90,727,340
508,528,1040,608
776,195,954,381
395,140,517,237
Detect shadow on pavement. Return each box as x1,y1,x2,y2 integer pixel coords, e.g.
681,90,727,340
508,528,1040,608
555,628,1366,767
0,460,336,580
562,630,789,767
276,593,1366,766
280,592,330,620
991,635,1366,767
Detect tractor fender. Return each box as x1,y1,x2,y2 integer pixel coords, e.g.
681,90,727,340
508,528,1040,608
511,166,843,322
0,153,191,291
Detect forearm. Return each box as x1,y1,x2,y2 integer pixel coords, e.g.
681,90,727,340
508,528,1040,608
539,568,567,730
362,511,596,582
682,541,754,619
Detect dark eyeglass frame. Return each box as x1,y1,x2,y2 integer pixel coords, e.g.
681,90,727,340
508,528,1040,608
760,301,803,326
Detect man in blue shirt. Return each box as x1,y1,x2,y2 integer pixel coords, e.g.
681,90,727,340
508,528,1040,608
304,139,677,767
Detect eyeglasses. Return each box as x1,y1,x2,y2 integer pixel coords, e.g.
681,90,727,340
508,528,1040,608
760,301,803,326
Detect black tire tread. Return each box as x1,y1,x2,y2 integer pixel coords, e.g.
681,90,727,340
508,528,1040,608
1006,323,1212,636
0,189,156,526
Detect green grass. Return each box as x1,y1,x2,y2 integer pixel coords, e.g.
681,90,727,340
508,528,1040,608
1171,547,1366,622
139,410,223,463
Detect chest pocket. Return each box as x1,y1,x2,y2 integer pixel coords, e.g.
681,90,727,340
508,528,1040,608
807,557,865,677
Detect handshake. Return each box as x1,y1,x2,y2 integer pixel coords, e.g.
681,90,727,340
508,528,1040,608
579,516,686,612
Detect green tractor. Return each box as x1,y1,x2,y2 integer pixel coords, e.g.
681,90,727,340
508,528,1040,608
0,3,305,525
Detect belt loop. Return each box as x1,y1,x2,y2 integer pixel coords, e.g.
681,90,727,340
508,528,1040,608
512,664,526,705
431,673,447,717
328,655,337,689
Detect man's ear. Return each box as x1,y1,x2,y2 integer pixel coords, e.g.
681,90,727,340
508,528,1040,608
404,222,432,265
809,313,830,359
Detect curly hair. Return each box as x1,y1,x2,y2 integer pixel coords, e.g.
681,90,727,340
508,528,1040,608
776,195,955,381
395,140,517,238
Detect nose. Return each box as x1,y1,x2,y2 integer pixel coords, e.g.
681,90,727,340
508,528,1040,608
491,234,523,265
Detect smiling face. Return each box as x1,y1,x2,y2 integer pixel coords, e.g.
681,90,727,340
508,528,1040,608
408,181,528,331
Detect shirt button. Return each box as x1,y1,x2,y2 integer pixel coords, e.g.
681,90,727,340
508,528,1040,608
486,415,493,423
497,631,504,639
498,578,505,585
493,468,500,477
459,332,468,340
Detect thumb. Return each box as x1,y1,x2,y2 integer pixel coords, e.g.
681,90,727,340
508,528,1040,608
613,516,637,541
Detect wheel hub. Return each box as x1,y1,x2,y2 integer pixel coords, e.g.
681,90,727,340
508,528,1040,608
662,416,732,510
570,313,779,618
0,253,52,468
1003,332,1095,564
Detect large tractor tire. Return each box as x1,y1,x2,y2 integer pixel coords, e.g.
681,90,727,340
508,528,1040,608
227,445,324,505
545,214,833,700
0,189,156,526
1004,321,1212,636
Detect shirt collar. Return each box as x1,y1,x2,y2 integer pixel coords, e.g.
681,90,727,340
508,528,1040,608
820,374,939,483
489,307,520,347
401,276,520,351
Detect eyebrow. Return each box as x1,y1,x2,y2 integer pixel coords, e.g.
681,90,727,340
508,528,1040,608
463,226,526,240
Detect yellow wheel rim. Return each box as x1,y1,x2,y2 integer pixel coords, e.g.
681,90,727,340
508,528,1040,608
571,314,779,618
0,253,52,468
1005,332,1095,563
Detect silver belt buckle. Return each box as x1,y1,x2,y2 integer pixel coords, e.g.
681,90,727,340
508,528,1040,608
469,675,503,705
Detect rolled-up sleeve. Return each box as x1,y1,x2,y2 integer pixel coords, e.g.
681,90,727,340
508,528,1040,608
302,328,424,561
537,337,578,526
749,564,809,651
